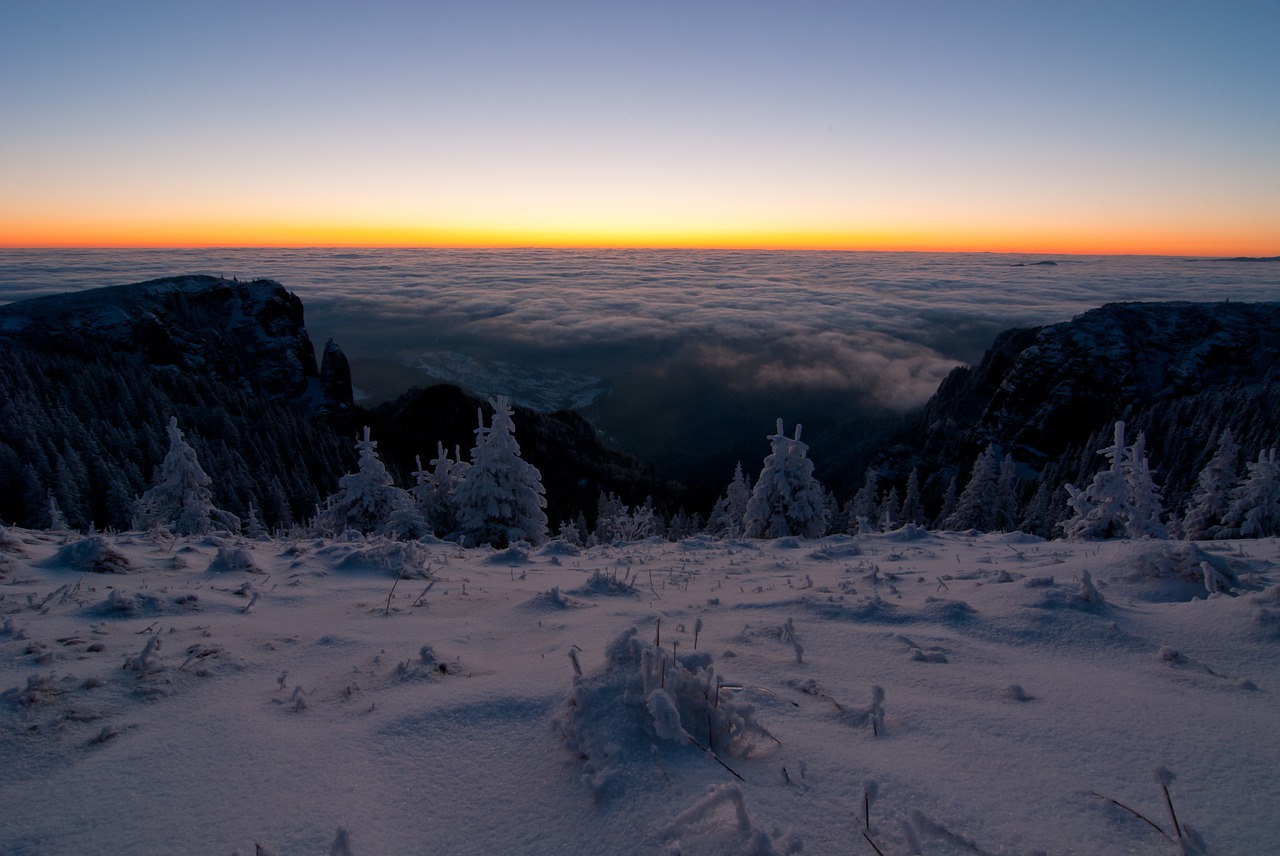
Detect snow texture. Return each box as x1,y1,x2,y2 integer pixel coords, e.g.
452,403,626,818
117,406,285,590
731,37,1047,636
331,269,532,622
0,528,1277,854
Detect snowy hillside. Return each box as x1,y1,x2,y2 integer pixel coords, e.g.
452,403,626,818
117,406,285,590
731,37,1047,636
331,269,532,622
2,526,1277,855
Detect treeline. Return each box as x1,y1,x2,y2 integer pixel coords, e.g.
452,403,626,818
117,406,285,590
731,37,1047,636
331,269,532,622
0,347,350,530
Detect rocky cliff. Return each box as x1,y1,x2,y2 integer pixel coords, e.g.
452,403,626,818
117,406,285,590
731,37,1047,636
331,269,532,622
881,300,1280,522
0,275,352,410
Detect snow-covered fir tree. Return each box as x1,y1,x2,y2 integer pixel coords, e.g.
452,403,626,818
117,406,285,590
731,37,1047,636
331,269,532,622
243,503,269,539
316,426,423,537
845,467,879,534
592,492,658,544
705,462,751,538
451,396,548,548
1221,448,1280,538
46,493,69,533
1123,431,1167,538
900,468,924,526
945,445,1001,531
411,442,463,536
1019,480,1056,538
995,454,1020,532
1182,430,1239,539
877,486,900,532
934,474,958,529
133,417,236,536
1063,421,1166,540
743,419,828,539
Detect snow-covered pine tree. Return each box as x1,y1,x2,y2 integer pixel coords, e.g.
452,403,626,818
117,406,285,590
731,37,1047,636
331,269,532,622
900,468,924,526
934,473,958,529
742,419,829,539
1123,431,1167,538
133,417,236,536
1063,421,1166,540
316,426,423,537
243,503,269,539
846,467,879,534
451,396,548,548
411,442,463,536
1182,429,1239,539
46,492,69,533
705,462,751,538
592,491,628,545
994,454,1020,532
1019,479,1056,538
877,486,900,532
1222,448,1280,538
1063,422,1131,540
945,444,1000,531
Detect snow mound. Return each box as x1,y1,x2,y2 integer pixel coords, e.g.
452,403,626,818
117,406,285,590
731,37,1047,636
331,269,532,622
42,535,131,573
1103,540,1243,601
328,539,433,577
207,543,260,574
567,569,638,597
556,626,773,801
93,588,199,618
535,539,582,558
483,544,530,565
522,587,583,611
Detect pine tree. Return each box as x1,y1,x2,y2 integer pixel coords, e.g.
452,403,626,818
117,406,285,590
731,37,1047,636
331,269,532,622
934,473,958,529
846,467,879,534
945,445,1000,531
451,397,548,548
877,487,900,532
1222,449,1280,538
317,426,422,537
1063,421,1166,540
900,468,924,526
1123,431,1167,538
743,419,829,539
994,454,1020,532
411,442,462,536
705,462,751,538
134,417,234,536
1063,422,1131,540
1182,430,1239,539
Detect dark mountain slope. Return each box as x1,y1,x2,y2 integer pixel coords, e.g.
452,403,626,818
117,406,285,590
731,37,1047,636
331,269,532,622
873,301,1280,524
0,276,670,531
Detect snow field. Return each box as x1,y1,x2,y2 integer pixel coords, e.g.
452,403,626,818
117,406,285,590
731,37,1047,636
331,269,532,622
1,528,1277,855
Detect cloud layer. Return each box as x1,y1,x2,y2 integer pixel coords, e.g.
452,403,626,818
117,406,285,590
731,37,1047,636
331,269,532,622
3,248,1278,482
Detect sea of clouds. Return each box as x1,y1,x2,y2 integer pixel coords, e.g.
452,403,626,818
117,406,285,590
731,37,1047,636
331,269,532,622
3,248,1277,483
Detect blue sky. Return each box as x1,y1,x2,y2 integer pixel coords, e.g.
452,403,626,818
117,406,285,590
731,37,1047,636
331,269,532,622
2,1,1277,253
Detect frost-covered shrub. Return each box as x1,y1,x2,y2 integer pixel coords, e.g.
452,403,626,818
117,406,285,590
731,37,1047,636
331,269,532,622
556,626,772,800
569,569,637,597
208,543,259,574
97,588,164,617
2,673,64,707
45,535,131,573
332,538,433,578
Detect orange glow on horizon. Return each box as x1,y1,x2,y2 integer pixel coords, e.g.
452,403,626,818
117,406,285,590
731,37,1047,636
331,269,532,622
1,218,1274,258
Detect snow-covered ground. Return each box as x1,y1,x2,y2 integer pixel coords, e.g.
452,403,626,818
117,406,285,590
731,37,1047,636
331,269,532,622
1,527,1277,855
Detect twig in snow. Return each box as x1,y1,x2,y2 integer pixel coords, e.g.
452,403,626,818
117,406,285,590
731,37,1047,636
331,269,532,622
688,734,745,781
860,830,886,856
1087,791,1172,841
385,573,401,616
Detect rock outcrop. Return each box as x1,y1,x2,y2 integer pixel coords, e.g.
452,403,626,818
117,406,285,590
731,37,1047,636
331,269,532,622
0,275,341,408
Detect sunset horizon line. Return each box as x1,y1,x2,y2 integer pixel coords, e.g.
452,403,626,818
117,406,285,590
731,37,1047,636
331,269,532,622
3,238,1273,260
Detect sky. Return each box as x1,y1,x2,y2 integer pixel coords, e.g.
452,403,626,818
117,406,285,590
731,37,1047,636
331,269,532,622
1,1,1277,255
